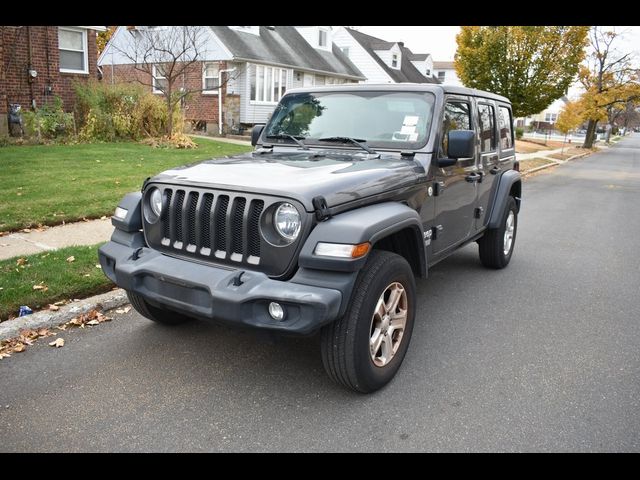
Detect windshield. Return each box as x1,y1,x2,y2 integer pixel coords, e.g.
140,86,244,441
264,90,435,150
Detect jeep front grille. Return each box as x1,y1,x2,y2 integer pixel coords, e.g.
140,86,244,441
143,184,309,278
158,187,264,265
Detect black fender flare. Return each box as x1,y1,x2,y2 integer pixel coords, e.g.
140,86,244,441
488,171,521,229
299,202,427,277
111,192,142,233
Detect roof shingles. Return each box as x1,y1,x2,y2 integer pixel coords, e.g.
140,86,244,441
209,26,364,79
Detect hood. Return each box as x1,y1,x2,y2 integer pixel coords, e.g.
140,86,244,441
151,149,421,211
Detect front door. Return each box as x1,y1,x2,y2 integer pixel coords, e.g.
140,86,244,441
431,97,478,255
303,73,314,87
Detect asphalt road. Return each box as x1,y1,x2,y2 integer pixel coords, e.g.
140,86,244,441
2,135,639,452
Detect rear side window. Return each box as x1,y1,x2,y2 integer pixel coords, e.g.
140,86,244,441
497,106,514,150
441,101,471,157
477,103,496,153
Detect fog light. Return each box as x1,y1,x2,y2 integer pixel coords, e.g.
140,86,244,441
268,302,285,321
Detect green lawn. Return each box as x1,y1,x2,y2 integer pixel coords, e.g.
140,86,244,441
0,138,252,232
0,244,113,321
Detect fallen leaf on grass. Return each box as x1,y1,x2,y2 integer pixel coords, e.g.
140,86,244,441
95,264,101,269
49,338,65,348
16,258,27,266
83,274,90,277
32,284,48,291
66,256,75,263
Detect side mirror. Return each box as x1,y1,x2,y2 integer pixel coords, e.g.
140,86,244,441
251,124,265,146
437,129,475,167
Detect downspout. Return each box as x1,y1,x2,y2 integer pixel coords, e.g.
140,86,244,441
26,26,35,109
218,66,236,135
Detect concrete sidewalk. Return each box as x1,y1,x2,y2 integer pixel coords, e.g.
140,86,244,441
0,218,114,261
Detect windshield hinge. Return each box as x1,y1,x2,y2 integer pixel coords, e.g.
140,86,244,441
254,144,273,154
312,196,332,222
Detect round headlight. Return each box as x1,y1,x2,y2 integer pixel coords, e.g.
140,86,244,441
149,188,163,217
274,203,301,242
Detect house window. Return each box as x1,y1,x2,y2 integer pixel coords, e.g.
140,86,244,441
340,47,349,57
426,69,431,76
438,71,446,82
545,112,558,123
152,64,168,94
59,27,88,74
319,29,327,47
203,63,220,93
392,54,398,68
250,65,287,103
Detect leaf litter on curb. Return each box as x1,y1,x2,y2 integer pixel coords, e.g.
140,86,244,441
0,309,112,360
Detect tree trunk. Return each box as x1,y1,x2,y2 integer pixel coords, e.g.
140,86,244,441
166,84,173,137
582,119,597,149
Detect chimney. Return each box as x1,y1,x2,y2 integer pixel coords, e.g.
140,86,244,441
398,42,404,47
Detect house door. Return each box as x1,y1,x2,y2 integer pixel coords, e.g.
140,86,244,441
303,73,314,87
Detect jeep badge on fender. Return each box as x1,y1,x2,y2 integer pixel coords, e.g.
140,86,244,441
99,84,521,393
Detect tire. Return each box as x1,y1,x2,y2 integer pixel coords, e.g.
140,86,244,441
320,250,416,393
478,196,518,269
126,291,193,325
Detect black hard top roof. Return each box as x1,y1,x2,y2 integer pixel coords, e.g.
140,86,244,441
286,83,511,105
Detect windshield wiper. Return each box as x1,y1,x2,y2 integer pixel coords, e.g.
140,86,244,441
265,134,309,150
317,137,377,154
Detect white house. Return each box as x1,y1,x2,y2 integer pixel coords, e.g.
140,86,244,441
99,26,364,131
332,27,439,84
432,61,462,86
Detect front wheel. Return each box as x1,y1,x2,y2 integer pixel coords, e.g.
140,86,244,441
478,196,518,269
320,250,416,393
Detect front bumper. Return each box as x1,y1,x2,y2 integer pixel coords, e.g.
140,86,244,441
98,240,343,334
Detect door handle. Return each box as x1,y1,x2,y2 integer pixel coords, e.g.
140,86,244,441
489,166,500,175
465,172,483,183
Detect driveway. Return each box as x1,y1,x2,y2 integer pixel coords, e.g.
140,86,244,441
1,135,639,452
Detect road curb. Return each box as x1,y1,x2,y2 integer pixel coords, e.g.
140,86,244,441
0,289,128,341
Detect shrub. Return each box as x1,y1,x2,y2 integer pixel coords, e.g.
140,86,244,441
74,81,183,142
515,127,524,140
22,97,74,140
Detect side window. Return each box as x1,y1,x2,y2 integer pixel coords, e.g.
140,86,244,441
497,106,514,150
441,101,471,157
477,103,496,153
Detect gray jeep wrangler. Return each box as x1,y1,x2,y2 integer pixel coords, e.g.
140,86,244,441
99,84,521,393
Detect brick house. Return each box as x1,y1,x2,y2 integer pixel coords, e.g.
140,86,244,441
99,26,365,134
0,26,105,136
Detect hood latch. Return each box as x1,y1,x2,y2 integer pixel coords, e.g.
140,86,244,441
312,196,332,222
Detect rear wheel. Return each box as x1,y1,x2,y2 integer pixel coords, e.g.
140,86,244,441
126,291,193,325
478,196,518,269
320,250,416,393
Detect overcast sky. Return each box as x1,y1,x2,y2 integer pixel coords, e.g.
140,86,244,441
351,26,640,62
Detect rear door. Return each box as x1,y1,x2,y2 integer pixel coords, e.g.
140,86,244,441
432,96,478,255
474,99,499,230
